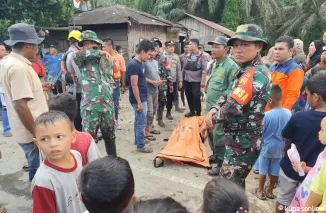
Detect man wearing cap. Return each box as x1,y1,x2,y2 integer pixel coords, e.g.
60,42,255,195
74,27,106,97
61,30,83,131
201,24,272,188
0,23,49,181
161,40,182,121
74,30,116,156
43,44,64,94
205,36,239,176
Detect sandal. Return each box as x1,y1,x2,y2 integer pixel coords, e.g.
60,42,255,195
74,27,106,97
253,188,266,200
265,192,276,199
150,130,160,134
145,135,156,141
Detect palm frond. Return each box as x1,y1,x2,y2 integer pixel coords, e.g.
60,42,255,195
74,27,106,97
281,14,309,36
240,0,253,17
207,0,221,15
318,4,326,22
188,0,202,13
167,8,186,20
300,13,318,38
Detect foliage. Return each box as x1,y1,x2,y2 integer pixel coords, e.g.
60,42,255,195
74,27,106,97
1,0,326,49
221,0,243,31
274,0,326,46
0,0,74,39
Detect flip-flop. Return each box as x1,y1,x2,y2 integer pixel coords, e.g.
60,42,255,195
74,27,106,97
145,135,156,141
150,130,160,134
253,188,266,200
265,192,276,199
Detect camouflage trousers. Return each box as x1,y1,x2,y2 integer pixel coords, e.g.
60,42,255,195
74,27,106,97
156,90,167,120
219,134,261,188
81,109,116,156
207,123,225,165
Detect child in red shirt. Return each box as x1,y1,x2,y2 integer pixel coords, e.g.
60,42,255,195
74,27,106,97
48,93,101,166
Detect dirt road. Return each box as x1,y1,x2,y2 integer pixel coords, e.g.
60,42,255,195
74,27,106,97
0,94,275,213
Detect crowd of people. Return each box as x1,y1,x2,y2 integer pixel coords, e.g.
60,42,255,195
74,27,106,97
1,19,326,213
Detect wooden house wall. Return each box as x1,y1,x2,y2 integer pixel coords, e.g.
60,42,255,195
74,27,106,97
128,23,167,58
43,30,70,53
177,17,224,51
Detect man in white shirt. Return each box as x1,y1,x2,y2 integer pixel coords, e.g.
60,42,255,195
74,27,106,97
1,23,50,181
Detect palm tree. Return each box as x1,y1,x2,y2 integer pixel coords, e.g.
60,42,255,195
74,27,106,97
275,0,326,42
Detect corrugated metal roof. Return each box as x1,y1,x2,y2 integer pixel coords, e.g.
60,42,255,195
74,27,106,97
74,4,181,27
173,13,235,37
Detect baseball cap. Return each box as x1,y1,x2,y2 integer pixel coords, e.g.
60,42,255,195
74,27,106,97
208,36,228,46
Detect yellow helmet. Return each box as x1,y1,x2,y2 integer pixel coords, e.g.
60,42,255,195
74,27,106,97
68,30,82,41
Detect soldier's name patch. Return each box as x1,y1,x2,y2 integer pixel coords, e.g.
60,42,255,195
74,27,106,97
231,68,255,105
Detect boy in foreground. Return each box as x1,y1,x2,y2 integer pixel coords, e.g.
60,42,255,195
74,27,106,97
255,84,291,200
48,93,101,166
32,111,86,213
79,156,136,213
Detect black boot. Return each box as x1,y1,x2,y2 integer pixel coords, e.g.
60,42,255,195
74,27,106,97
166,112,173,120
185,111,195,117
101,127,117,156
208,166,221,176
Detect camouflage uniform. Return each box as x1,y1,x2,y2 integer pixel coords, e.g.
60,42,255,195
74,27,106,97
210,25,272,188
75,30,116,156
156,51,172,127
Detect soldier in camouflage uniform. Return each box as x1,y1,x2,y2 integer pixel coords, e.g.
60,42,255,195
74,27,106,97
201,24,272,188
154,38,172,128
74,30,117,156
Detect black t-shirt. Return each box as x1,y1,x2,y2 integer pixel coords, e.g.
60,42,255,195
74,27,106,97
281,110,326,182
127,58,147,104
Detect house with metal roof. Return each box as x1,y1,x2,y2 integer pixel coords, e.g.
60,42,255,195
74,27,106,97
173,13,235,51
73,4,185,59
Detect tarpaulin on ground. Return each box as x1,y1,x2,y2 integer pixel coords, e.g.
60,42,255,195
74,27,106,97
154,116,210,168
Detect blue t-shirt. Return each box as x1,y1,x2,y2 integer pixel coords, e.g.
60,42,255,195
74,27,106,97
281,110,326,182
43,53,63,77
127,58,147,104
260,108,292,159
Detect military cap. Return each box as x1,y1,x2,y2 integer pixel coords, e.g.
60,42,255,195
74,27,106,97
208,36,228,46
165,40,176,46
227,24,268,50
78,30,103,47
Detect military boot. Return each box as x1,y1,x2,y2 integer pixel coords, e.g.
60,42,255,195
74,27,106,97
185,111,196,117
157,110,165,128
208,166,221,176
158,119,165,128
166,112,173,120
